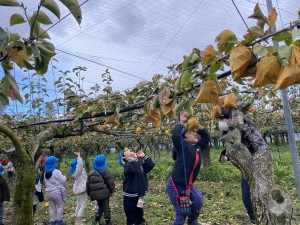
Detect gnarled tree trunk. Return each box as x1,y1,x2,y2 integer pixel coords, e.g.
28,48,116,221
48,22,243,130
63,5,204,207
219,109,293,225
0,124,35,225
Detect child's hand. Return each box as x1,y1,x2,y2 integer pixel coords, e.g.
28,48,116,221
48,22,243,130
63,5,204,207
137,150,145,158
179,111,188,125
74,152,81,158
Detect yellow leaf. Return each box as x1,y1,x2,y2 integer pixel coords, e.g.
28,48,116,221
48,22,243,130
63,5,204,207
267,8,277,27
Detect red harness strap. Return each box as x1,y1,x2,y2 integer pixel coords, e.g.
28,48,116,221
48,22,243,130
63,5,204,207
171,150,200,197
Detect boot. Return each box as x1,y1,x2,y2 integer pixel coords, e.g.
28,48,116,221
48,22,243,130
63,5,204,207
92,213,101,225
187,210,201,225
75,217,84,225
56,220,67,225
105,218,112,225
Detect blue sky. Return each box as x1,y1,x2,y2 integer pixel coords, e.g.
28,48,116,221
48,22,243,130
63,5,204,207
0,0,299,115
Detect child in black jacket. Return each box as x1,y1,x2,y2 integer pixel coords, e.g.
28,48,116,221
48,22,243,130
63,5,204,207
122,149,155,225
0,165,10,225
166,111,209,225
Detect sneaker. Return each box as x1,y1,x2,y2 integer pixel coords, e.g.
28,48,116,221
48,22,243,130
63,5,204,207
56,220,67,225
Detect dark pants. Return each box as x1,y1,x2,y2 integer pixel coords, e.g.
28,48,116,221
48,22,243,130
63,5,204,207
0,202,3,225
123,196,145,225
241,177,256,222
96,198,111,221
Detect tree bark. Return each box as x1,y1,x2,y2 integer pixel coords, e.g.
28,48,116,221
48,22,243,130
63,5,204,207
219,109,293,225
202,146,211,167
0,124,35,225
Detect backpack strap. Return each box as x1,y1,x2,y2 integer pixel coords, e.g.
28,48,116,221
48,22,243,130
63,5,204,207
187,150,200,196
94,170,104,181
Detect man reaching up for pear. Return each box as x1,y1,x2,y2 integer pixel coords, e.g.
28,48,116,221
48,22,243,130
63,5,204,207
166,111,210,225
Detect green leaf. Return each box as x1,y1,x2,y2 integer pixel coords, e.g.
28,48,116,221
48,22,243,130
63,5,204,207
180,71,192,89
267,46,275,54
278,45,292,66
248,3,265,21
272,31,292,45
42,0,60,19
32,21,51,39
35,56,49,74
0,93,9,110
38,27,50,39
0,27,9,52
10,14,26,26
37,42,56,58
253,43,268,56
0,0,20,6
59,0,82,25
215,30,238,53
209,61,223,73
33,11,53,25
173,99,188,115
22,60,35,70
1,60,13,70
31,44,41,62
291,29,300,41
66,78,73,82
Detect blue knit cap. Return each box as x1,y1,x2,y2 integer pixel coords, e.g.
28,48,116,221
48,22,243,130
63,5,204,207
69,159,77,174
45,156,59,173
93,155,106,170
0,165,3,175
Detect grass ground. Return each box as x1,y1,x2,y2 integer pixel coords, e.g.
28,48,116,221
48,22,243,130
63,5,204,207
5,144,300,225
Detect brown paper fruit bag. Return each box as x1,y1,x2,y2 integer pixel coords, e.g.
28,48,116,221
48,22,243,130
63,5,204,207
253,54,281,88
211,105,222,119
187,116,200,131
230,45,251,81
194,80,219,104
224,94,237,110
275,45,300,90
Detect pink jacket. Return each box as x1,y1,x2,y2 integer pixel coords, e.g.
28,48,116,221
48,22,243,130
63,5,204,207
72,159,87,195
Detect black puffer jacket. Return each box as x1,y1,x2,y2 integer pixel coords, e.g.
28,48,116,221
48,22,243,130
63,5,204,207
0,175,9,202
86,169,115,201
171,124,210,186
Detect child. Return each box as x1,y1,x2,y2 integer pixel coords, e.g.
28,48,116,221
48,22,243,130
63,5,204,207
122,149,155,225
6,161,14,182
166,111,209,225
44,156,67,225
86,155,115,225
0,165,10,225
70,152,88,225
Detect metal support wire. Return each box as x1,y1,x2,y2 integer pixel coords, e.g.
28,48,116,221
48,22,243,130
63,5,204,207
266,0,300,202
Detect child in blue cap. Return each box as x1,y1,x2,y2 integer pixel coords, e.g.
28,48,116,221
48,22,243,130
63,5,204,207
0,165,9,225
70,152,88,225
86,155,115,225
44,156,67,225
